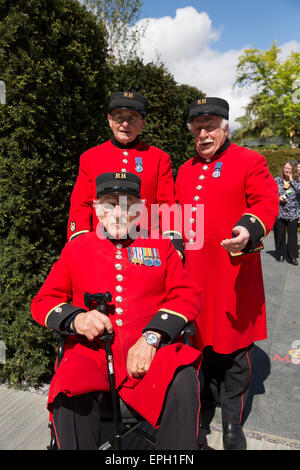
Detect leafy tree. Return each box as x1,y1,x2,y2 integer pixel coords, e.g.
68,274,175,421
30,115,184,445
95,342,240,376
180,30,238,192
234,42,300,145
83,0,146,61
0,0,108,386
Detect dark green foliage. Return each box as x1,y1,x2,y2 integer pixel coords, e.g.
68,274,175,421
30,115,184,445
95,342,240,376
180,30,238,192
0,0,109,385
110,58,204,174
251,147,300,177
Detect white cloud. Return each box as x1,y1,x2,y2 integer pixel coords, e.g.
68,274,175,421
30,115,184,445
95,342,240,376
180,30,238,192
137,7,220,62
132,7,300,129
278,40,300,59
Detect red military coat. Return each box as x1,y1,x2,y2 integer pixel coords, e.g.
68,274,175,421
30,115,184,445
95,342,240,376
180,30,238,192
31,232,201,427
67,139,176,241
175,142,279,354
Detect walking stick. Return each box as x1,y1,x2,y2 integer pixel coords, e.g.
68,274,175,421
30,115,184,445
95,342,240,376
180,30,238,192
84,291,122,450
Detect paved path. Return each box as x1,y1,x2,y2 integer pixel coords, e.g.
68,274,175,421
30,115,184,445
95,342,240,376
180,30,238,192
0,233,299,450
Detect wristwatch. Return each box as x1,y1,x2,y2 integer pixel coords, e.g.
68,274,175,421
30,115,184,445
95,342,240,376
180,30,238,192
142,331,161,348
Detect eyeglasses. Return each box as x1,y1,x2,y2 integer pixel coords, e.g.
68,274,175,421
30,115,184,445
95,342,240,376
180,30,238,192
111,114,142,125
192,123,221,133
101,201,142,216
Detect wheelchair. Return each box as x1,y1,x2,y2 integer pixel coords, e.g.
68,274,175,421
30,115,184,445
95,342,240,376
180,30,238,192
48,317,196,451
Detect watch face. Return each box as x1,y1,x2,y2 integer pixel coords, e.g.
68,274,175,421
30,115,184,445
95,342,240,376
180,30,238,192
147,333,158,344
144,332,160,347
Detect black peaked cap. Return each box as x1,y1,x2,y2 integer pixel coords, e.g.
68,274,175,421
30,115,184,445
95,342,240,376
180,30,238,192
96,172,141,198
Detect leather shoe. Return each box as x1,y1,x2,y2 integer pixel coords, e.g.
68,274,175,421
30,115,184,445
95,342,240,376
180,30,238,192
277,256,284,262
223,423,247,450
291,258,298,265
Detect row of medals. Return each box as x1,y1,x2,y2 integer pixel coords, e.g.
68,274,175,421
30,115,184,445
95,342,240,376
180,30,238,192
127,247,161,267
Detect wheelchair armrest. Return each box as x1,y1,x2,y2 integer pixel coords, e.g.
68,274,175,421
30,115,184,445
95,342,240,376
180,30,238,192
54,322,196,368
179,322,196,346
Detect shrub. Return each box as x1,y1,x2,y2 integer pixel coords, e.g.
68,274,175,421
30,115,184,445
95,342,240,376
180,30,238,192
0,0,108,385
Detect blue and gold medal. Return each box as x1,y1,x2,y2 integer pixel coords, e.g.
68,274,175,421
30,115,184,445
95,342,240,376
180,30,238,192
152,248,161,267
135,156,143,173
212,161,223,178
143,247,153,266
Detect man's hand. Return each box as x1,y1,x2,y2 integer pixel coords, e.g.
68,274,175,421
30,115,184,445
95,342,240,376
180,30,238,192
221,226,250,254
73,309,113,341
126,334,160,378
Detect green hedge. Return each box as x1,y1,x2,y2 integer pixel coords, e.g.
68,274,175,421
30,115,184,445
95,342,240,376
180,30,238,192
0,0,109,386
255,147,300,176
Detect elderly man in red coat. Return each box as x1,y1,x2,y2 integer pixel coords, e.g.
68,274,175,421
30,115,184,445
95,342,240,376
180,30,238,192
32,172,201,450
175,97,279,450
67,91,182,255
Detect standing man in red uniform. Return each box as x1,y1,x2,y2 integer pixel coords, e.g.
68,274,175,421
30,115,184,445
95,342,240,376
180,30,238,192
67,91,182,253
175,97,279,450
32,172,201,450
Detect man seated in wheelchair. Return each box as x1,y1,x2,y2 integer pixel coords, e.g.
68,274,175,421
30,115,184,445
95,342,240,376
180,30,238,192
31,172,202,450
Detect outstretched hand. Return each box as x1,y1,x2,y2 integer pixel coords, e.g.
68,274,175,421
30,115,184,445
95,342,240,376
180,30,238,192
221,226,250,254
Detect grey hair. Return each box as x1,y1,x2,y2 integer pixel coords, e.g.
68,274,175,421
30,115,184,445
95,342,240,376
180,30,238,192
187,118,229,132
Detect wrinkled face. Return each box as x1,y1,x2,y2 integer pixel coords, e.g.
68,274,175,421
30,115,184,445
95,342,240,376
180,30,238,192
190,115,228,158
96,193,143,239
108,109,145,145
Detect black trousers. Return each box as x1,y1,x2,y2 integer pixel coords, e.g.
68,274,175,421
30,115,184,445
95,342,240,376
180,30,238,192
52,366,200,450
273,218,298,259
200,344,253,425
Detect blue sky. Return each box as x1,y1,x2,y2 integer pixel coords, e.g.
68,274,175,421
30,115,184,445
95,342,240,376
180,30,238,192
132,1,300,125
139,0,300,53
79,1,299,125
